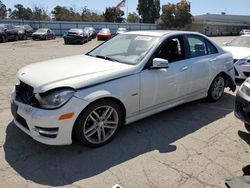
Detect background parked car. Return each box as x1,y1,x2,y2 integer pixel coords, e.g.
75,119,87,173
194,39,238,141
223,35,250,79
0,24,19,43
84,27,97,39
64,28,88,44
235,78,250,132
83,28,92,41
32,28,56,40
116,27,127,35
97,28,112,40
15,25,34,40
239,29,250,35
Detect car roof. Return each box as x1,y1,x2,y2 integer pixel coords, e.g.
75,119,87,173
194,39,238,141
124,30,203,37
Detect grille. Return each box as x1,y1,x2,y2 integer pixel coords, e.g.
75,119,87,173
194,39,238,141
16,82,39,107
67,32,79,37
243,72,250,77
234,59,238,64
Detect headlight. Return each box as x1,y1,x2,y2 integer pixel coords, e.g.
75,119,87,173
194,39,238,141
237,59,250,65
240,81,250,96
36,88,75,109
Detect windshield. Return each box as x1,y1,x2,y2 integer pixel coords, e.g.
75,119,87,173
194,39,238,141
228,36,250,48
118,28,126,31
100,29,110,33
88,34,160,65
69,29,83,33
36,29,48,33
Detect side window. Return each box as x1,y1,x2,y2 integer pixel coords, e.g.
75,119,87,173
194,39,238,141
187,35,207,58
206,40,218,54
156,36,185,63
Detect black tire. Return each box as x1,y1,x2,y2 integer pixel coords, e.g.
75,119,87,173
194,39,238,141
1,35,6,43
15,35,19,41
23,34,27,40
74,99,123,147
244,123,250,133
45,36,48,40
207,75,225,102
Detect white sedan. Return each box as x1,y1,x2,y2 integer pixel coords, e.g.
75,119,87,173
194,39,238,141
11,31,236,147
223,35,250,79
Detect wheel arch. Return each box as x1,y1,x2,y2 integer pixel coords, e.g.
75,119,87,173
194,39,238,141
217,71,236,91
72,96,126,139
208,72,235,91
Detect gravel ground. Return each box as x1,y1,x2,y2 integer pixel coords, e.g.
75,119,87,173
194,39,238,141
0,36,249,188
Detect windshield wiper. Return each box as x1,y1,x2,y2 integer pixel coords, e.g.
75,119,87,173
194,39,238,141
95,55,119,62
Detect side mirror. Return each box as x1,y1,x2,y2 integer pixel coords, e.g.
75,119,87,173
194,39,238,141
150,58,169,69
223,42,229,46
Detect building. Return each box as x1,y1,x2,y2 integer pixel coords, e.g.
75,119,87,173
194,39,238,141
191,13,250,36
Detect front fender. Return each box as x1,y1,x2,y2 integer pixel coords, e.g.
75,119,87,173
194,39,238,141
75,89,113,103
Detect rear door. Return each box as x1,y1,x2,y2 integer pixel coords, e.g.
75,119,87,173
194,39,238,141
184,34,219,94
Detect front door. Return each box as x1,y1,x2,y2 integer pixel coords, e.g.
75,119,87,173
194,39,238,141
140,35,191,110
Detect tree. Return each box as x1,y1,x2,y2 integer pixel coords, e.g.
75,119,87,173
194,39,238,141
81,6,104,22
51,6,81,21
0,1,7,19
137,0,160,23
161,0,192,28
161,3,175,27
32,6,50,20
127,12,140,23
10,4,32,20
174,0,192,28
103,7,124,23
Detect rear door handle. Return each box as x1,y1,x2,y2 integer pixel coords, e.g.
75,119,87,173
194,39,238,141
180,66,189,72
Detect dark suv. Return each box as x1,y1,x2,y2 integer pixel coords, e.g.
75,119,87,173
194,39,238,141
0,24,19,43
64,28,88,44
15,25,34,40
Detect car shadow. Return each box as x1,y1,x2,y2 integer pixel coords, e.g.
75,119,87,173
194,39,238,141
4,93,235,186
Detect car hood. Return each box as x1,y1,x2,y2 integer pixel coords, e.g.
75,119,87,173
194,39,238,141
223,46,250,60
17,54,136,93
33,32,46,35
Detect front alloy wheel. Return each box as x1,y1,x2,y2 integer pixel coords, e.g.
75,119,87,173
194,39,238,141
207,75,225,101
74,100,123,147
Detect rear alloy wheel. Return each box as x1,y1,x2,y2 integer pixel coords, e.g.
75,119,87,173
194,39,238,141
207,75,225,102
74,100,123,147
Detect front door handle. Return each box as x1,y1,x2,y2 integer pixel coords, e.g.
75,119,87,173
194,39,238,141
180,66,189,72
209,58,217,62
